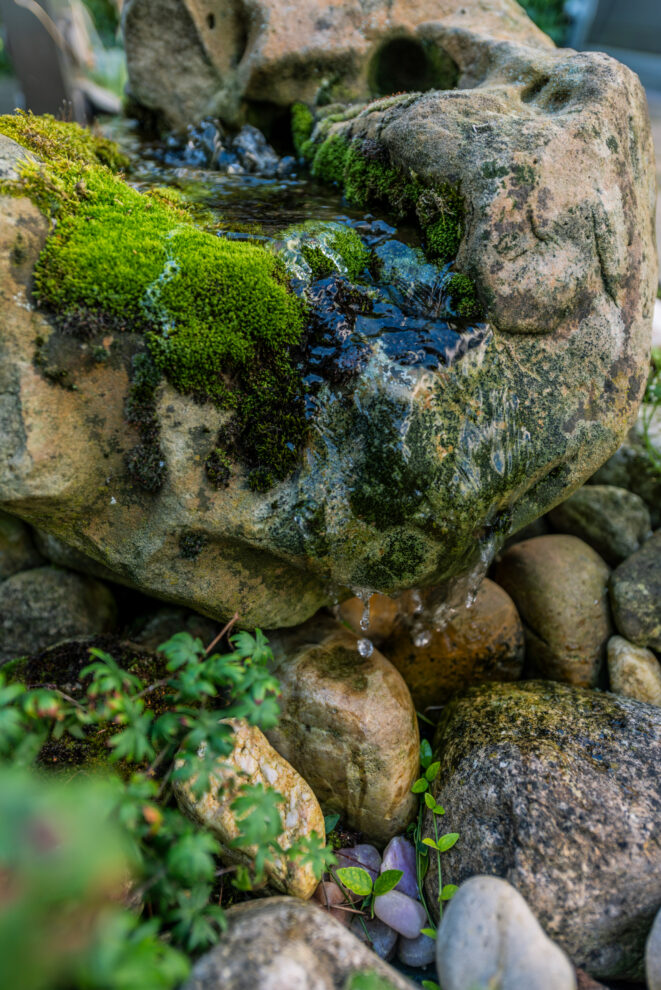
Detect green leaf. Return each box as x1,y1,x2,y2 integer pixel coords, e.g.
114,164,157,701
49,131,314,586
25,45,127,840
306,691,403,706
424,792,436,810
433,803,446,816
411,777,429,793
335,866,373,897
324,812,340,834
421,981,441,990
424,761,440,782
436,832,459,852
288,832,336,880
422,837,438,850
419,738,432,769
157,631,205,668
420,927,437,938
373,869,403,896
441,883,458,900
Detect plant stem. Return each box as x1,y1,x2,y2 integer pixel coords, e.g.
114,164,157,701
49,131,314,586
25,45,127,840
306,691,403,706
433,813,443,921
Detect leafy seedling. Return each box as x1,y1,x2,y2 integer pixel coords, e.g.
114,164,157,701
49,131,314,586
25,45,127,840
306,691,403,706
334,866,403,918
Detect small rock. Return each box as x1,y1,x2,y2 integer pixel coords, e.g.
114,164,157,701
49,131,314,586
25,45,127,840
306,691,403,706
337,592,400,644
173,718,324,900
575,970,608,989
231,124,279,176
380,836,418,899
493,535,611,687
436,876,576,990
592,406,661,527
313,881,352,926
373,890,426,939
0,566,117,662
610,530,661,651
276,155,296,179
32,529,123,584
336,844,382,882
548,485,651,565
607,635,661,705
267,618,419,843
424,681,661,980
380,578,524,710
646,906,661,990
183,896,416,990
0,511,42,580
351,915,398,961
397,931,435,967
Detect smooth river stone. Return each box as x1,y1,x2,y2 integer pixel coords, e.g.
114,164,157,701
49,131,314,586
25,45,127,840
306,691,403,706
351,915,398,961
381,836,418,899
374,890,426,939
313,881,352,927
336,844,382,882
397,931,436,967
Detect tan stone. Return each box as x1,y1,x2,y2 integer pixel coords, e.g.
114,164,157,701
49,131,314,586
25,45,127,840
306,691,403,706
607,635,661,706
380,578,524,712
267,618,419,843
493,535,612,687
337,592,400,644
123,0,551,130
173,718,324,899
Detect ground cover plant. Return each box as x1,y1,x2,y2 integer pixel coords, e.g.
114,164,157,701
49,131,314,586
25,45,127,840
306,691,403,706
0,628,334,990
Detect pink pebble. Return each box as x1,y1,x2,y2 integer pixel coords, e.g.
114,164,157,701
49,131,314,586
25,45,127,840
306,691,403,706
313,880,352,927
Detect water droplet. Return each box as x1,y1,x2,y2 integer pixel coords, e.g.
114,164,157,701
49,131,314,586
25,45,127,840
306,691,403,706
413,629,432,648
357,638,373,658
410,590,423,616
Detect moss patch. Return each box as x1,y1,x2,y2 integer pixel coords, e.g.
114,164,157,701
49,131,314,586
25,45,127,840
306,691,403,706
0,111,309,489
291,102,314,158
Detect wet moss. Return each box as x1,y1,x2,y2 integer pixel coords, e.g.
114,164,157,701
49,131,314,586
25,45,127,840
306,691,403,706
0,111,308,490
291,102,314,157
299,225,370,282
446,273,481,319
125,352,167,492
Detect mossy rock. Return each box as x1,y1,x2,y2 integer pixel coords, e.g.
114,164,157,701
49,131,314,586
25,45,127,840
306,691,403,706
424,680,661,981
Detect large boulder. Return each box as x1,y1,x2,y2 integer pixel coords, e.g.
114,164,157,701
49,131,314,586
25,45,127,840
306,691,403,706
183,896,416,990
423,681,661,981
122,0,550,131
0,0,655,630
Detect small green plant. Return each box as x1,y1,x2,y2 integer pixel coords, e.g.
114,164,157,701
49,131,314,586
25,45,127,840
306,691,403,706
334,865,403,918
0,628,335,988
642,346,661,475
409,739,459,935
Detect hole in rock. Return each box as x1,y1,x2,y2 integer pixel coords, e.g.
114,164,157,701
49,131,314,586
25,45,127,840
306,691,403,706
369,37,458,97
521,75,551,103
206,12,215,29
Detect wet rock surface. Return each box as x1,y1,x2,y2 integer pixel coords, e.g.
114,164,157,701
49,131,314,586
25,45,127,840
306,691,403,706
548,485,651,566
610,530,661,651
267,618,419,843
183,896,416,990
493,535,612,687
380,578,524,710
435,876,576,990
647,907,661,990
0,566,117,662
173,718,324,900
424,681,661,980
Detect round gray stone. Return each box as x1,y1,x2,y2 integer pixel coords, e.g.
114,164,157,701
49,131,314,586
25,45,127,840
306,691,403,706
548,485,651,565
610,530,661,651
436,876,576,990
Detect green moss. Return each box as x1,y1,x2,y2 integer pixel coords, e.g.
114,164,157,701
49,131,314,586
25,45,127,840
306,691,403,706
125,352,167,493
291,102,314,158
0,111,309,489
300,226,370,282
425,213,462,263
311,133,349,185
0,109,128,171
205,447,232,488
446,273,481,319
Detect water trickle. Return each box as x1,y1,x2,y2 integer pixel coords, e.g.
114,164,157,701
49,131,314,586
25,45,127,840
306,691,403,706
359,597,371,633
